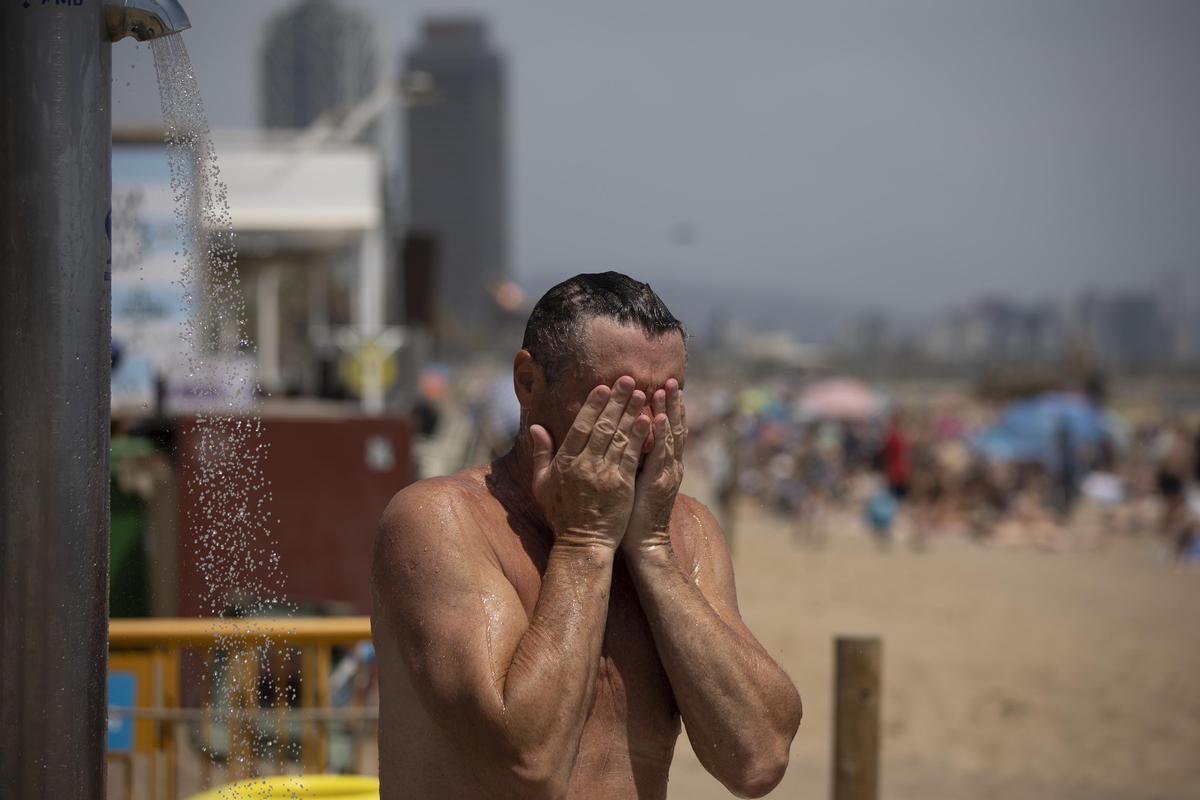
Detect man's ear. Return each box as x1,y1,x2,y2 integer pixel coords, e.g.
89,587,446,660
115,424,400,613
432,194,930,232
513,349,544,408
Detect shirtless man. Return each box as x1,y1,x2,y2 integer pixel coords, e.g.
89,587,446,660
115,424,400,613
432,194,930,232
372,272,802,799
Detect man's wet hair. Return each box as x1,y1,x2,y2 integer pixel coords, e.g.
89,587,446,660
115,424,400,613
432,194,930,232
522,271,686,385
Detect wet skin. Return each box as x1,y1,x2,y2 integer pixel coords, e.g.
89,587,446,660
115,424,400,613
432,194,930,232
372,319,802,799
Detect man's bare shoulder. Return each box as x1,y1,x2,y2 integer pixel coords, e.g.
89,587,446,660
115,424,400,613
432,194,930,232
675,492,717,522
663,493,710,570
673,492,722,543
671,492,740,600
375,466,496,568
382,466,488,519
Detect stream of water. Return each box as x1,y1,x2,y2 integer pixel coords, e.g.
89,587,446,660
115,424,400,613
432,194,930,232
150,35,300,790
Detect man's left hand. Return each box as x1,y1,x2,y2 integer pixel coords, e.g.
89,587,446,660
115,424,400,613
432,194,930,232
624,378,687,558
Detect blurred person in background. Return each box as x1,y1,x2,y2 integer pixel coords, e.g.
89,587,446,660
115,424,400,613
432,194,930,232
796,423,841,546
962,460,1009,540
864,478,900,547
373,272,801,799
881,410,912,502
815,421,847,503
1154,419,1194,558
906,420,943,548
704,393,741,551
876,409,914,544
1080,438,1126,536
410,397,441,438
1167,486,1200,563
1194,423,1200,484
486,370,523,458
1052,418,1081,523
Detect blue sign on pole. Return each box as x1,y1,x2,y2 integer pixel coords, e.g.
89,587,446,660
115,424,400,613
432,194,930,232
108,671,137,754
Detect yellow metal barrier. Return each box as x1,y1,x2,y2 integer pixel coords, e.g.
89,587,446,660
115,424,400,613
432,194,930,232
108,617,375,800
186,775,379,800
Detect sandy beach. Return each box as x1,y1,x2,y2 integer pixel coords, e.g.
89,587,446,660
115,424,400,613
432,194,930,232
667,485,1200,800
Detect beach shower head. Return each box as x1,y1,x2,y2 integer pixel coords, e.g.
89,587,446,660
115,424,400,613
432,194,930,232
105,0,191,42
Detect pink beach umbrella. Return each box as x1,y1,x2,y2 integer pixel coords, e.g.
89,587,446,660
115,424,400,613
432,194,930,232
799,378,883,421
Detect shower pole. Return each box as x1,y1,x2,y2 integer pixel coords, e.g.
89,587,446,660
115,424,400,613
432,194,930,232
0,3,112,798
2,2,189,795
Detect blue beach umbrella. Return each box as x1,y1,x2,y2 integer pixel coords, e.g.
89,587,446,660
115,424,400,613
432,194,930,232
971,393,1107,463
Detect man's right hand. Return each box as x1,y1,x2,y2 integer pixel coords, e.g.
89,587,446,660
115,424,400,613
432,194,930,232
529,376,651,551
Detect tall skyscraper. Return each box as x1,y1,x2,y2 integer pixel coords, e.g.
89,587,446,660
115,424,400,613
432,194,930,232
259,0,379,131
403,17,509,348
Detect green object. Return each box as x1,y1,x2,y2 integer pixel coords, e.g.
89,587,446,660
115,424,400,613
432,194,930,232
109,435,155,617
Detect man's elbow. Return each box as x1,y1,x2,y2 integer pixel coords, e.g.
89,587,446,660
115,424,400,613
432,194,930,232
730,743,792,798
785,687,803,741
728,696,801,798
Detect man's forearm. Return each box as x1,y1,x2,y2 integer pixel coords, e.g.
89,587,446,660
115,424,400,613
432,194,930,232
627,546,800,795
498,539,615,790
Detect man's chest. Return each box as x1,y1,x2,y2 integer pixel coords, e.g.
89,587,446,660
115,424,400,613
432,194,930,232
494,535,682,737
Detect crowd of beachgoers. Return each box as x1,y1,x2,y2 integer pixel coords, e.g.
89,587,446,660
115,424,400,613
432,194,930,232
686,377,1200,561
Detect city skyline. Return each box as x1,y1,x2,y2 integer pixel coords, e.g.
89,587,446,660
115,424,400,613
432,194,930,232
112,0,1200,324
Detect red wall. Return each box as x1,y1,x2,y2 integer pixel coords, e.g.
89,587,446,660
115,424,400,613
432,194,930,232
176,415,413,617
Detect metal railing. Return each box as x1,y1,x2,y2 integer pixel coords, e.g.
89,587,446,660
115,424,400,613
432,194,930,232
107,617,376,800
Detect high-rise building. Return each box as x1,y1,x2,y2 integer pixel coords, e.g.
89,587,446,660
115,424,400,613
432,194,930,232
403,17,509,348
259,0,379,132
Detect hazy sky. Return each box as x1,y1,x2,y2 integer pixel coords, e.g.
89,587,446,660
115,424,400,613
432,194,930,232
114,0,1200,324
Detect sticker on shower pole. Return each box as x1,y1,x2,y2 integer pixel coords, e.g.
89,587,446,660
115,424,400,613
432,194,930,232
107,671,137,754
107,653,157,754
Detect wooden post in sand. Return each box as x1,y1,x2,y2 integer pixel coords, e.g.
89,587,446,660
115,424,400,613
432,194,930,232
832,636,881,800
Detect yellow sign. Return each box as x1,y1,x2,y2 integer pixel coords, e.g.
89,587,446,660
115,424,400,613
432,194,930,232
339,344,397,397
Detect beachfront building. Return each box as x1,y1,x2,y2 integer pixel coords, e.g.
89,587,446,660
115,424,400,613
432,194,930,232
402,17,510,351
